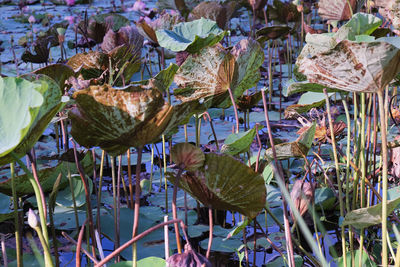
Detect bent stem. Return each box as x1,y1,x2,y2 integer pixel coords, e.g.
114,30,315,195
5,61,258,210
206,207,213,259
110,156,120,261
378,89,389,266
132,146,143,267
227,87,239,133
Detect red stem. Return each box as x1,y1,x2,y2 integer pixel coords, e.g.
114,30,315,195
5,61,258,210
172,169,184,254
62,232,98,264
206,207,213,259
76,219,88,267
132,147,143,237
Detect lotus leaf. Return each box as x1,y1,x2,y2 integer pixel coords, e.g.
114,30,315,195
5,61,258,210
156,18,226,53
174,38,264,110
156,0,201,17
264,122,316,161
34,64,75,93
256,26,292,44
334,13,382,41
167,153,266,218
221,125,262,156
341,196,400,229
0,77,43,158
21,38,50,64
189,1,237,29
137,11,184,44
266,0,300,23
67,51,108,80
101,25,143,54
0,75,64,165
318,0,356,21
0,153,92,197
297,40,400,93
69,84,173,156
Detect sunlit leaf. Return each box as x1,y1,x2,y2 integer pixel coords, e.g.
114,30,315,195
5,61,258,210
318,0,356,21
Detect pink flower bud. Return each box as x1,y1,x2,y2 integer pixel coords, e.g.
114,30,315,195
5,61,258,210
65,0,75,6
28,209,39,228
64,15,75,25
28,15,36,24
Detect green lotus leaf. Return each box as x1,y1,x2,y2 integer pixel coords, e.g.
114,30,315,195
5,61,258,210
137,11,184,44
0,75,64,165
341,196,400,229
167,153,266,218
174,38,264,109
334,13,382,41
264,122,316,161
286,80,340,96
0,153,92,197
0,77,43,158
69,84,173,156
221,125,263,156
34,63,75,93
135,63,179,93
156,18,226,53
297,40,400,93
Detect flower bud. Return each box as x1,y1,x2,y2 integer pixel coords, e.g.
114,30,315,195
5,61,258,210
28,209,39,228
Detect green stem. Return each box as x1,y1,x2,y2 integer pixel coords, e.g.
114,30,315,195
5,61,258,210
324,89,346,267
11,163,23,267
34,226,54,267
359,93,366,267
378,89,389,266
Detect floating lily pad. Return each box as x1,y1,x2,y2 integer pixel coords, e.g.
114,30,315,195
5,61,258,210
56,175,93,208
168,153,266,218
200,237,242,253
156,18,226,53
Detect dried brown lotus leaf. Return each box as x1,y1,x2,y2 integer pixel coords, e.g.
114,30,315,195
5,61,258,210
318,0,356,21
298,40,400,93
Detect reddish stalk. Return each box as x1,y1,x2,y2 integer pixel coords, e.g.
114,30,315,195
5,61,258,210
203,112,220,151
261,88,295,266
71,140,97,258
206,207,213,259
62,232,98,264
96,219,183,267
132,146,143,265
76,219,89,267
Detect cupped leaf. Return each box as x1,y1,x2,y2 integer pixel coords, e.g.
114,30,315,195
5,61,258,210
264,122,316,161
101,25,143,54
0,75,64,165
297,40,400,93
171,143,205,171
67,51,108,80
167,153,266,218
221,125,262,156
174,38,264,109
334,13,382,41
341,196,400,229
0,77,43,158
156,18,226,53
69,84,173,155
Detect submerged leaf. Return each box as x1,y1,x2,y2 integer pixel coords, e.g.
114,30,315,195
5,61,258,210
167,153,266,218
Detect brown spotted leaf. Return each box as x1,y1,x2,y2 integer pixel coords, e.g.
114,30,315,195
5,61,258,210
174,38,264,110
189,1,237,29
167,153,266,218
69,84,173,155
298,40,400,93
101,25,143,54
